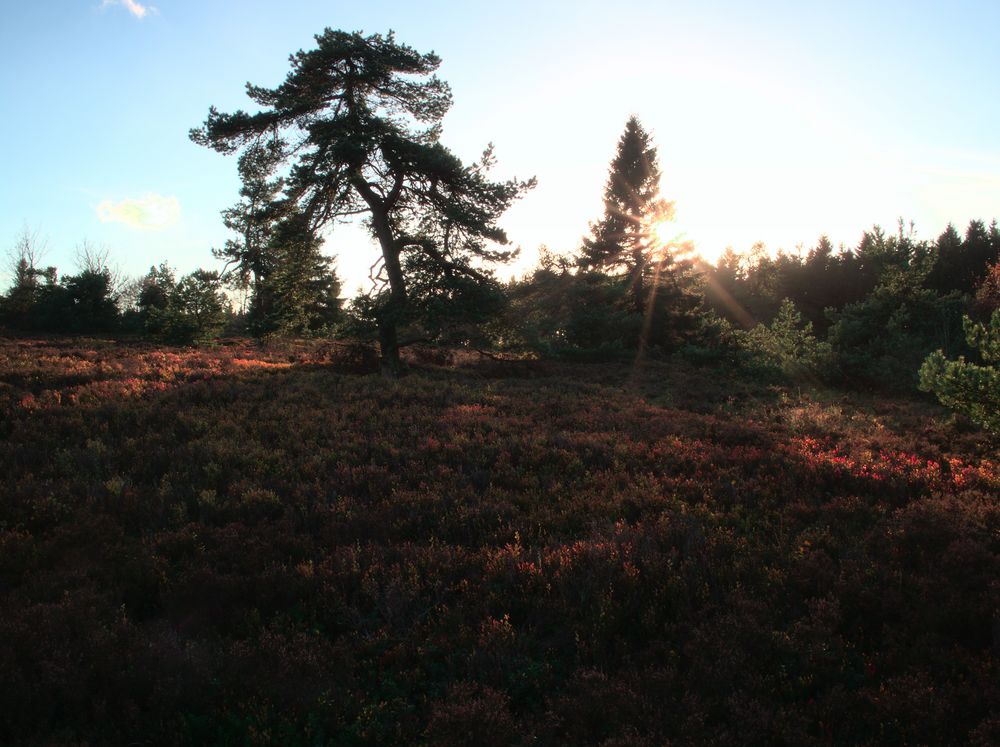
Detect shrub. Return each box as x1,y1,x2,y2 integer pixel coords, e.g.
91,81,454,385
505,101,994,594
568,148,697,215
147,270,229,344
919,309,1000,433
736,298,833,380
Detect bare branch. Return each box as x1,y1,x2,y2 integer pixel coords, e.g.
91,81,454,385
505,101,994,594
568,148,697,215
6,225,48,277
74,240,126,299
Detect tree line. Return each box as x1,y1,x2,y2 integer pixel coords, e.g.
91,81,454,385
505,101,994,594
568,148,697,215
2,28,998,428
0,236,234,344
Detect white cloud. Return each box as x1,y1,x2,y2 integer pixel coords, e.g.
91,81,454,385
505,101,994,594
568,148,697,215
100,0,157,19
96,194,180,230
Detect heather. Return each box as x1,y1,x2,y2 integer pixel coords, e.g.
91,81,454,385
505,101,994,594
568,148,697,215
1,336,997,745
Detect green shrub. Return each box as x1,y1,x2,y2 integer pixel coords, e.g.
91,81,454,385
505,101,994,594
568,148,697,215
737,298,833,380
919,309,1000,433
147,269,229,344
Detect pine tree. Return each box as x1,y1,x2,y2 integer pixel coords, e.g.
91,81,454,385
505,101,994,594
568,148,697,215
192,29,533,375
578,117,703,352
214,137,285,304
580,116,666,282
148,269,229,344
920,310,1000,433
254,214,342,337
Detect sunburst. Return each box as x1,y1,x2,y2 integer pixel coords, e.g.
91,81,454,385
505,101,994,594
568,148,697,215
644,213,696,262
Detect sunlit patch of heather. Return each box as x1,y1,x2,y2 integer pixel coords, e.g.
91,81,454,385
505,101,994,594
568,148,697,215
788,435,999,495
229,358,293,370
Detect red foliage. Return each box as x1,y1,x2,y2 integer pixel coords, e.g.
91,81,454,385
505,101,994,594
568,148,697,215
0,335,996,744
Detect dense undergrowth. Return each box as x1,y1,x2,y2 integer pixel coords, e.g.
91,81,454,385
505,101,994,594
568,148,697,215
1,336,997,745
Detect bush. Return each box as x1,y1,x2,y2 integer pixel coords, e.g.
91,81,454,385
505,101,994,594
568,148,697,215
736,298,833,380
501,267,706,360
147,269,229,344
919,309,1000,434
827,280,966,392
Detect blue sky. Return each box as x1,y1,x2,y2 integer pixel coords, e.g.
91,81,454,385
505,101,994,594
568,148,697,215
2,1,999,293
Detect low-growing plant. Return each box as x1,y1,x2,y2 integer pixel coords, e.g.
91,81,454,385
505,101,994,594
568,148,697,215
1,337,997,744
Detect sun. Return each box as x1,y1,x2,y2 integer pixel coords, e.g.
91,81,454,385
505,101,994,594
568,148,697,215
645,215,697,261
647,217,679,247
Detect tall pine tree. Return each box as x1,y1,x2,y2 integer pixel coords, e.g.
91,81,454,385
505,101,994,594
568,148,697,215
192,29,533,375
580,117,665,281
579,116,703,352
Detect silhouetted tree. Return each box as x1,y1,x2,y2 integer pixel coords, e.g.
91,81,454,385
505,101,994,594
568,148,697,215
960,220,998,293
926,223,964,293
61,268,119,332
501,263,639,359
927,219,999,295
348,250,508,351
578,117,703,352
214,137,285,311
138,262,175,314
136,262,177,336
580,117,670,306
2,233,123,333
581,119,662,260
58,243,122,332
827,223,965,390
192,29,533,375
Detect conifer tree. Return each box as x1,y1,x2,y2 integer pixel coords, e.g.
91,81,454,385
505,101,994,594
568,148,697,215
214,137,285,304
146,269,229,344
580,117,666,284
920,310,1000,434
254,214,341,337
192,29,533,375
579,117,703,351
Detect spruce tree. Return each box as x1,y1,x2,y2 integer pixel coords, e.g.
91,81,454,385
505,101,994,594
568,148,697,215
579,116,703,352
255,214,342,337
580,116,665,283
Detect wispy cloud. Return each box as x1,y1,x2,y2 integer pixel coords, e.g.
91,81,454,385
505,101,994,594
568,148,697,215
100,0,157,19
96,194,180,230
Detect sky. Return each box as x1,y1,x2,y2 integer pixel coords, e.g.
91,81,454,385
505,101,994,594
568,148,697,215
2,1,1000,294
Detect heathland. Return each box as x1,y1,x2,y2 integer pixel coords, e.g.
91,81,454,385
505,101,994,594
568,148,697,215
1,337,996,745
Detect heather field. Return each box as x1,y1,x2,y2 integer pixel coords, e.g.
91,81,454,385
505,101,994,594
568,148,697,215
1,337,998,746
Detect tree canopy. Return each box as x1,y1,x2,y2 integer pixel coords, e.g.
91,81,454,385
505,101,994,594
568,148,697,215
192,29,534,375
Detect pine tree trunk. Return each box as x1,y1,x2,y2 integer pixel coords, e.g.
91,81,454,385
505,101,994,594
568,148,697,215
371,208,407,378
378,317,404,378
630,249,646,316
